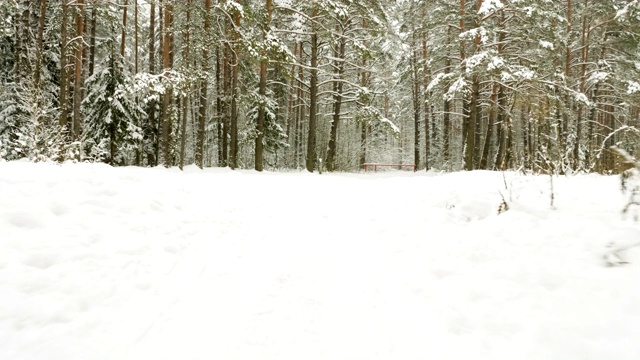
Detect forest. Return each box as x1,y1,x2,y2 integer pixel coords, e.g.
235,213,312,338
1,0,639,173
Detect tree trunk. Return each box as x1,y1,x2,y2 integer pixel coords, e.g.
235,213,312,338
574,0,589,169
179,0,191,170
480,82,498,169
120,0,128,58
325,26,346,172
134,0,138,74
34,0,47,89
422,34,431,171
195,0,212,168
222,43,230,166
59,1,69,131
88,1,97,76
72,0,85,140
146,1,157,166
215,46,224,166
494,84,507,170
305,10,319,172
162,0,174,167
295,42,305,168
443,34,452,165
411,40,421,170
255,0,272,171
229,3,240,169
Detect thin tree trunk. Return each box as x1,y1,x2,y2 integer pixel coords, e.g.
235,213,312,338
222,43,230,166
574,0,589,169
121,0,128,58
88,1,97,76
358,19,369,169
134,0,138,74
255,0,272,171
179,0,191,170
411,38,421,170
146,1,157,166
295,42,305,168
306,10,319,172
229,5,240,170
325,25,346,172
480,82,498,169
196,0,212,168
72,0,85,140
422,34,430,171
494,84,507,170
443,33,452,165
59,1,69,131
162,0,174,167
34,0,47,89
215,46,223,166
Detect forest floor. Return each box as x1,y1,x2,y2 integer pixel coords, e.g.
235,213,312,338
1,161,639,360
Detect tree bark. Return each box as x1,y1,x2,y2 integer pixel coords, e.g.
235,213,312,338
255,0,272,171
179,0,191,170
229,3,241,169
162,0,174,167
196,0,212,168
59,1,69,131
411,38,421,170
305,9,319,172
422,34,431,171
325,25,346,172
34,0,47,89
147,1,157,166
574,0,589,169
443,31,452,165
88,1,97,77
72,0,85,140
121,0,128,58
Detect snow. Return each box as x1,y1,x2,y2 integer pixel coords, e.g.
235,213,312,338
1,162,640,360
539,40,554,50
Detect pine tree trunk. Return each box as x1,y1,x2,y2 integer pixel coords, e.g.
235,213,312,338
147,1,157,166
72,0,85,140
59,1,69,131
325,26,346,172
162,0,174,167
179,0,191,170
120,0,128,58
574,0,589,169
196,0,211,168
222,43,230,166
88,1,97,77
480,82,497,169
229,4,240,169
443,41,451,165
305,12,319,173
255,0,272,171
411,40,421,170
295,42,305,168
215,46,223,166
34,0,47,89
422,34,430,171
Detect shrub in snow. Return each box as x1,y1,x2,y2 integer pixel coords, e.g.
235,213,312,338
82,53,144,165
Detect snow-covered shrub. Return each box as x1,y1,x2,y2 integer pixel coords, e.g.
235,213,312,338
244,93,289,159
0,81,69,162
82,54,144,164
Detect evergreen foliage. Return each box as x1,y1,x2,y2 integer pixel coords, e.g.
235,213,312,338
0,0,637,172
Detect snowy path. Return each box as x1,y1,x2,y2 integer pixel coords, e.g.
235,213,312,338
1,162,639,360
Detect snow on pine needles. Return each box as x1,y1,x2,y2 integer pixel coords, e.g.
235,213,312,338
1,161,639,360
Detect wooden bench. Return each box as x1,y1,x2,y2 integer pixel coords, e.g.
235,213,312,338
363,163,417,172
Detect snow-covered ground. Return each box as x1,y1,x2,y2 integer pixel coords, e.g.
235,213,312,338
1,161,639,360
